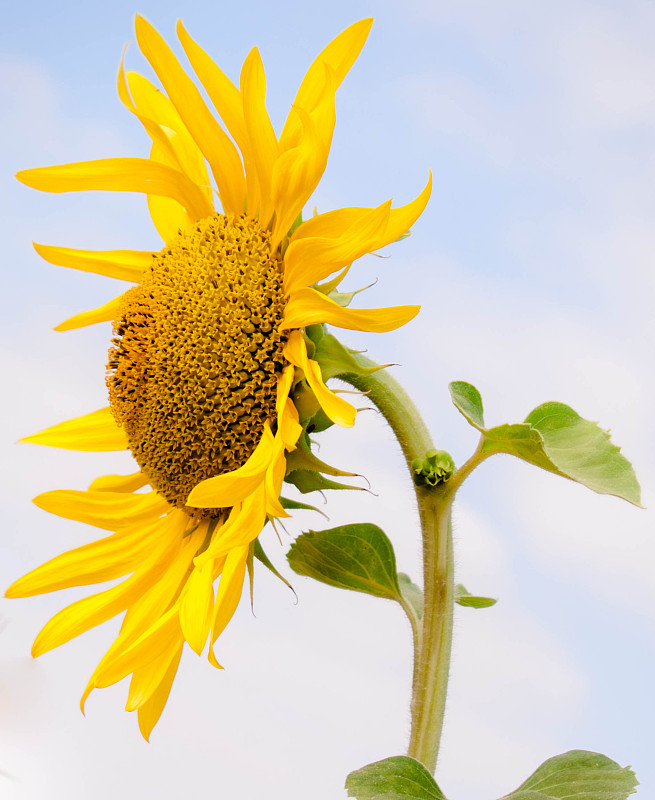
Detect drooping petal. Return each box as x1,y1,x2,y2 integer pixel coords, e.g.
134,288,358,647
179,554,222,655
31,522,182,657
210,544,249,644
283,200,391,294
17,158,213,221
134,15,246,214
281,287,420,332
20,407,127,452
5,520,162,597
275,365,302,449
186,424,275,509
54,295,123,332
126,636,183,711
137,645,183,741
33,489,169,531
196,487,267,566
88,472,148,493
33,243,152,282
279,18,373,150
284,330,356,427
265,436,289,518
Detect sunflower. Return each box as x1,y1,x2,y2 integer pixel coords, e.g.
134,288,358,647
7,16,431,739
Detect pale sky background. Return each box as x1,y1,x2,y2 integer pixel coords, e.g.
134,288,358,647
1,0,653,798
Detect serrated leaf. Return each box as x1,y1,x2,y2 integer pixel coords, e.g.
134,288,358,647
450,382,641,507
398,573,423,619
288,523,401,600
455,584,497,608
449,381,485,429
500,749,638,800
346,756,447,800
484,404,642,506
284,469,362,494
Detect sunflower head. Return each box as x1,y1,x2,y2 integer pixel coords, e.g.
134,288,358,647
108,213,288,515
9,15,431,740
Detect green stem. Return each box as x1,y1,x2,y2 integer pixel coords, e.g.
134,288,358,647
342,357,456,774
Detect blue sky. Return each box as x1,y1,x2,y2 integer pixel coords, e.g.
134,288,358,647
1,1,653,798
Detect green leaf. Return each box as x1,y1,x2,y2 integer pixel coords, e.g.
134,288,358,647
287,523,401,600
485,404,642,506
345,756,447,800
455,584,497,609
450,381,641,507
398,573,423,619
284,469,363,494
450,380,485,430
500,750,638,800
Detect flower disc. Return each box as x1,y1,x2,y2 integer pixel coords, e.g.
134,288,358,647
107,213,288,515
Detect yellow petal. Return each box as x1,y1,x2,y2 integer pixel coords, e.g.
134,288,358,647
284,330,356,428
31,530,180,658
126,70,213,204
147,187,190,243
54,295,122,332
241,47,279,225
276,365,302,449
196,487,267,566
33,243,152,282
126,637,182,711
271,102,332,249
93,606,182,687
20,407,127,452
179,556,218,655
279,18,373,150
5,520,161,598
137,645,183,741
17,157,212,220
292,173,432,248
88,472,148,492
281,287,420,332
210,544,249,644
283,200,391,294
134,15,245,214
177,21,263,219
186,423,274,508
265,436,289,518
81,514,201,709
33,489,169,531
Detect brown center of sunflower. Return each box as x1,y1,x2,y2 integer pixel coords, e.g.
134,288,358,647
107,213,288,517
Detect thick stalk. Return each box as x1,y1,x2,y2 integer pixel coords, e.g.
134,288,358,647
342,357,455,773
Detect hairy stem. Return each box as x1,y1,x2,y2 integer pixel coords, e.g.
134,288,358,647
342,357,455,773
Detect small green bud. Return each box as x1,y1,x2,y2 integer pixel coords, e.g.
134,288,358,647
411,449,455,488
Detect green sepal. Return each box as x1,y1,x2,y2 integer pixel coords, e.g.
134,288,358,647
345,755,447,800
328,280,375,308
449,382,642,506
288,523,402,601
246,541,256,610
398,573,423,619
253,539,296,596
284,433,358,479
314,265,351,296
500,749,638,800
285,469,364,494
280,496,329,519
455,583,497,609
305,407,335,434
314,332,389,381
